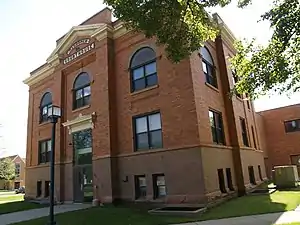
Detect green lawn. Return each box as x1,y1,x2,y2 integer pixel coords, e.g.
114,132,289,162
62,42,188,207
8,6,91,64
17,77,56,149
12,206,195,225
199,190,300,220
0,194,25,203
276,224,300,225
13,190,300,225
0,194,44,215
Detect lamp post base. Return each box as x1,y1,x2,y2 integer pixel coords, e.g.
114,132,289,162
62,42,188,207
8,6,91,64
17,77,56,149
46,222,57,225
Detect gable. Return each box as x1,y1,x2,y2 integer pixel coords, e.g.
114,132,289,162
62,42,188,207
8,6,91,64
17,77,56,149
47,23,112,63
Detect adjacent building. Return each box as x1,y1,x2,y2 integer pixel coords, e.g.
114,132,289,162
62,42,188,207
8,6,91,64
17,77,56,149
259,104,300,177
0,155,26,190
23,8,267,204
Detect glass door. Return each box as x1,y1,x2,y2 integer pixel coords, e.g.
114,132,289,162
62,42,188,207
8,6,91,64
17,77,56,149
72,129,93,203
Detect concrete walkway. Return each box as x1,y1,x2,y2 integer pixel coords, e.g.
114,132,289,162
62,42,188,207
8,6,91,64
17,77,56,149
0,203,91,225
172,209,300,225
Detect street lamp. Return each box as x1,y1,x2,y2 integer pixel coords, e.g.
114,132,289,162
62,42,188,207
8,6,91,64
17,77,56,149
47,105,61,225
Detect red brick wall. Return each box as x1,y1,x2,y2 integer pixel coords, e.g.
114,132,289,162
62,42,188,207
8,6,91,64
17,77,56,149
260,104,300,168
114,32,200,155
25,9,267,202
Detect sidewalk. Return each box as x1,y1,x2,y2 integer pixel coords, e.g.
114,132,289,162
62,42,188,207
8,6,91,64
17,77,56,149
172,208,300,225
0,203,91,225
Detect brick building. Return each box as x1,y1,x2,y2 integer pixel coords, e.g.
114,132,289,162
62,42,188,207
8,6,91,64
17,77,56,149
259,104,300,177
0,155,26,190
23,8,267,204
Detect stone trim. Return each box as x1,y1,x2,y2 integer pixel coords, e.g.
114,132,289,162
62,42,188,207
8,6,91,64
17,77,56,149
23,22,129,87
62,112,96,134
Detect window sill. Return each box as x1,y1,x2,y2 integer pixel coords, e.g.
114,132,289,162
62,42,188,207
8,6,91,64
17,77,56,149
205,82,219,93
72,105,91,113
131,85,159,96
213,142,226,146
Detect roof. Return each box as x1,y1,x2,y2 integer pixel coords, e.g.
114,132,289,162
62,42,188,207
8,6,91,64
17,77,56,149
0,155,25,163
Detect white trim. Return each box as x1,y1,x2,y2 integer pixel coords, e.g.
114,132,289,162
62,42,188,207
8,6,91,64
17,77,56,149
62,113,95,134
23,22,130,87
23,65,55,86
47,23,106,61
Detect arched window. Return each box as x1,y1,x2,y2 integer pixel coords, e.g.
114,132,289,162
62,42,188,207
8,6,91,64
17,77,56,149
40,92,52,123
200,47,217,88
130,47,157,92
73,72,91,109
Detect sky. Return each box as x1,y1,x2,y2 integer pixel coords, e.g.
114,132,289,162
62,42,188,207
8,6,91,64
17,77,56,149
0,0,299,158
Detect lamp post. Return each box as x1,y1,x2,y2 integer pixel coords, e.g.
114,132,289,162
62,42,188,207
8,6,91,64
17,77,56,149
47,105,61,225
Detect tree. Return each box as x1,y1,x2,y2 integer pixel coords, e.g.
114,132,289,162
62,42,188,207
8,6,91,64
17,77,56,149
0,158,15,181
104,0,299,98
231,0,299,99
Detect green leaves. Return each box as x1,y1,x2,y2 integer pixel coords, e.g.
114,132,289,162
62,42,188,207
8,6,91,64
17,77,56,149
0,158,15,181
231,0,300,98
105,0,299,98
104,0,249,62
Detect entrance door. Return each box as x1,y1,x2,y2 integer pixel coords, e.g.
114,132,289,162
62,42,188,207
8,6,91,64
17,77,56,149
73,165,93,202
72,129,93,202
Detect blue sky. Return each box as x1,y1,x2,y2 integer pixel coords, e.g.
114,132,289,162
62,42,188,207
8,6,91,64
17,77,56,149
0,0,299,158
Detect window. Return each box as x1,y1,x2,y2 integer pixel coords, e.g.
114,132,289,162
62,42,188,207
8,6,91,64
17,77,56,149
200,47,217,88
15,163,20,177
73,129,92,165
40,92,52,123
284,119,300,133
44,181,50,198
134,112,162,150
38,140,51,164
73,72,91,110
226,168,234,191
153,174,166,198
130,47,157,92
37,181,42,197
240,118,249,147
209,110,225,144
217,169,227,193
232,70,242,98
251,126,257,149
248,166,256,185
258,165,263,181
135,175,147,199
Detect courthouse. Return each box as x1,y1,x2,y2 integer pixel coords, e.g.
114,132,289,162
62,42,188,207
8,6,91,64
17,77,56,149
23,8,267,203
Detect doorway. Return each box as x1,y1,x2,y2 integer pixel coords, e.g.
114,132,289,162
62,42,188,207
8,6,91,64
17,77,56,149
72,129,93,202
73,165,93,202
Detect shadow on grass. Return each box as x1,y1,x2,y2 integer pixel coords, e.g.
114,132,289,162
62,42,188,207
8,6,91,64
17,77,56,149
11,189,300,225
0,200,44,215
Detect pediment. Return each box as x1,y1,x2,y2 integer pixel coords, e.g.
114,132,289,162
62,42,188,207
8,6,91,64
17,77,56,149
47,23,111,63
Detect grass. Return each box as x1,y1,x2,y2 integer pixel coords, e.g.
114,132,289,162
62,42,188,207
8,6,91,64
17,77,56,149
276,224,300,225
12,206,195,225
0,194,44,215
199,190,300,220
12,189,300,225
0,194,25,203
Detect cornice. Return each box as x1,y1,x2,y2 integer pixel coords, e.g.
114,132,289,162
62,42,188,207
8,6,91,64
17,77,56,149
212,13,237,53
24,22,129,87
23,64,55,86
62,112,96,134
